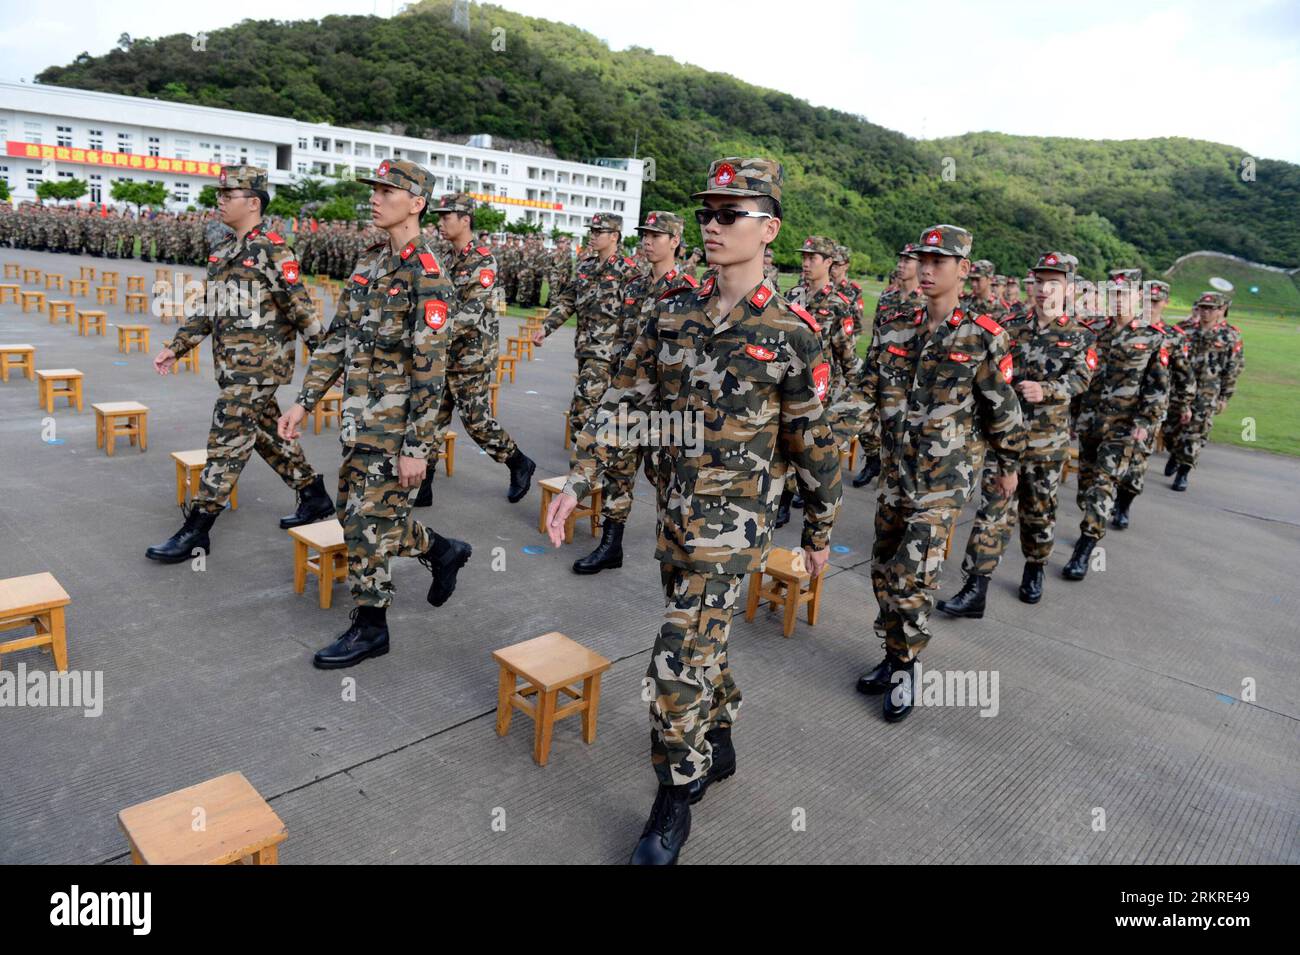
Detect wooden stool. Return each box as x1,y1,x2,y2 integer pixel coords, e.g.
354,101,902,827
118,771,287,865
1154,430,1165,453
47,300,75,324
489,381,499,418
744,547,824,638
313,389,343,433
301,340,311,364
537,477,601,543
493,631,612,767
93,401,149,456
44,273,64,291
3,263,19,279
497,354,517,384
154,268,171,283
124,292,147,314
157,301,178,325
100,270,119,286
20,290,46,313
77,310,107,336
0,283,18,303
172,449,237,510
533,307,549,320
563,412,572,450
22,267,42,285
174,347,199,373
0,344,35,382
96,286,118,305
0,572,71,673
117,324,150,353
314,274,330,284
507,336,534,361
36,368,84,412
79,265,96,282
126,276,145,293
839,435,859,472
288,519,347,610
67,278,89,298
436,429,458,477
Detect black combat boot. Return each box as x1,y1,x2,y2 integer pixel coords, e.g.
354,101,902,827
851,453,881,488
145,505,217,563
1112,489,1135,530
791,491,804,509
313,606,390,669
682,726,737,805
279,475,335,529
775,486,793,529
573,521,624,575
1062,535,1099,580
1172,465,1190,492
937,574,989,619
856,656,893,695
413,470,434,508
418,533,472,607
883,657,916,723
505,448,535,503
1163,455,1179,477
1019,562,1045,604
628,784,693,865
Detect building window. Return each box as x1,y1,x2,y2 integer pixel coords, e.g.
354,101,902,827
26,167,43,190
500,164,509,176
148,135,161,157
615,179,626,192
296,162,307,174
87,129,102,149
24,121,42,144
613,200,624,211
298,137,307,150
58,170,75,180
173,182,190,203
89,174,102,203
527,167,538,179
117,132,133,154
313,137,330,152
57,126,73,147
558,172,568,184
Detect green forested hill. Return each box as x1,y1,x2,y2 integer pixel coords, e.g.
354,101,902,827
35,0,1300,278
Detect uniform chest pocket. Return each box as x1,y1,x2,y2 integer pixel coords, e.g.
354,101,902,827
934,352,980,386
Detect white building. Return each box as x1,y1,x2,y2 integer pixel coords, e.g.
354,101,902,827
0,81,644,235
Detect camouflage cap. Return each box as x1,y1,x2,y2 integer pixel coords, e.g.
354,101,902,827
356,159,436,202
1032,251,1074,274
638,210,684,238
587,212,623,233
1194,290,1230,308
833,244,851,264
431,192,476,214
217,164,268,192
898,242,920,259
800,235,837,257
1109,267,1142,285
994,274,1008,283
916,224,973,258
692,157,784,204
969,259,996,278
1145,280,1171,302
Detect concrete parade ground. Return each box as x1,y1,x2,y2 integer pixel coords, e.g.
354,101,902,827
1,247,1297,865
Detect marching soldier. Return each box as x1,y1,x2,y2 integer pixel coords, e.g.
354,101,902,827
546,235,574,306
852,224,1025,721
937,252,1095,615
413,192,536,507
532,212,635,460
278,160,471,669
545,157,841,865
146,164,333,563
571,210,696,576
1064,269,1170,579
1168,291,1244,492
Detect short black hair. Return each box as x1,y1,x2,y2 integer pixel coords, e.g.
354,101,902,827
252,190,270,214
755,195,782,220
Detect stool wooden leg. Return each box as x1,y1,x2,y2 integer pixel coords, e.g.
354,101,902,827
293,541,308,595
48,607,68,673
534,689,557,766
445,436,455,477
782,587,798,638
138,414,148,451
175,460,186,507
318,550,333,610
75,380,83,413
744,572,761,622
807,576,823,626
230,481,238,510
105,418,116,456
129,845,144,865
496,666,515,736
252,844,279,865
95,413,104,449
581,674,601,744
538,488,552,534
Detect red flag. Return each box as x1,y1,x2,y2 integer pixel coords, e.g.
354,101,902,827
310,218,318,233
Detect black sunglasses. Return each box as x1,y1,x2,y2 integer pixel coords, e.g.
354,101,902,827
694,208,774,226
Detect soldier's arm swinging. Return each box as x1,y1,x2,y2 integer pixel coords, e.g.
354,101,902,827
973,336,1027,496
401,274,454,465
267,244,324,352
1132,346,1172,441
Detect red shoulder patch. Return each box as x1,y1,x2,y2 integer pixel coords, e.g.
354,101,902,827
207,254,219,263
842,317,854,335
697,275,715,299
790,303,820,333
812,362,831,401
623,256,636,268
682,274,699,287
749,284,772,309
476,246,492,256
265,231,284,245
836,290,852,305
850,280,862,290
974,314,1004,335
1159,345,1169,367
998,352,1014,383
350,274,369,286
417,252,440,276
280,260,300,284
1085,348,1098,371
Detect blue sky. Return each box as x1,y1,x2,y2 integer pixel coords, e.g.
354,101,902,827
3,0,1297,162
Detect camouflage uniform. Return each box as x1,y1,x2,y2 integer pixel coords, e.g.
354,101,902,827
1073,280,1171,540
565,159,842,787
167,168,324,515
296,160,455,609
856,225,1025,662
546,242,573,306
501,238,521,304
1172,292,1244,472
959,254,1097,578
541,212,635,456
427,194,519,466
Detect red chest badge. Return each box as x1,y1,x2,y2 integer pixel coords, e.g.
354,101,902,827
948,351,971,363
842,317,854,335
479,269,495,288
886,345,909,358
998,353,1014,383
745,344,776,361
1085,348,1098,370
242,258,256,267
812,362,831,401
424,300,448,330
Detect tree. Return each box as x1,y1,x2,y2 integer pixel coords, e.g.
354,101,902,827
197,185,218,209
315,194,358,221
504,219,542,235
266,193,301,217
36,179,88,205
550,227,574,242
0,181,10,202
110,180,169,213
475,205,507,234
